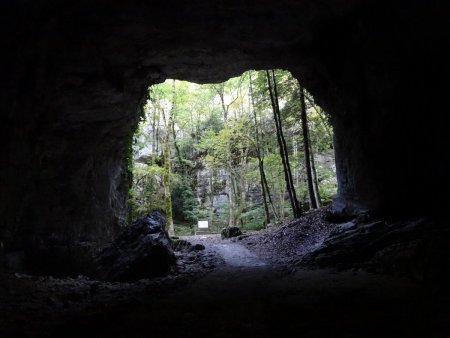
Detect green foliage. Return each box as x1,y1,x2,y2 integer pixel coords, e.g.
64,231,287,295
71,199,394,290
128,70,337,228
174,223,194,236
128,163,166,220
240,206,266,231
316,161,337,203
171,176,198,223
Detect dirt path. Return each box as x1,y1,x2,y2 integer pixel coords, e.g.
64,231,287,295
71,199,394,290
169,240,276,307
211,242,267,268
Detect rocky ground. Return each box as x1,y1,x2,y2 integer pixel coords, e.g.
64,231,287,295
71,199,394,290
1,208,449,337
183,208,335,273
0,242,221,337
240,208,336,266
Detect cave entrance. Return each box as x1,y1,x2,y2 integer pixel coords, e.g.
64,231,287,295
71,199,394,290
129,70,336,237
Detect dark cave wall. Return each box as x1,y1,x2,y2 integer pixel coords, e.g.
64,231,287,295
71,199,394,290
1,0,449,271
311,1,450,216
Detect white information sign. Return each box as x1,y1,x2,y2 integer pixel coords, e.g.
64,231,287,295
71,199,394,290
198,220,209,229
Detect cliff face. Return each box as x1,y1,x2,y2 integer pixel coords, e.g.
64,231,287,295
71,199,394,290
1,0,449,273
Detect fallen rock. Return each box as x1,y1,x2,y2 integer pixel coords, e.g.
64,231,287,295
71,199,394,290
93,210,176,282
221,227,242,239
192,244,205,251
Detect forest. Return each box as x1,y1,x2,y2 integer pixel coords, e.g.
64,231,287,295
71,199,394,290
128,70,336,236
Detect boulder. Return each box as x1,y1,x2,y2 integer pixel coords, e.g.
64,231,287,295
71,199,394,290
93,210,176,282
193,244,205,251
221,227,242,239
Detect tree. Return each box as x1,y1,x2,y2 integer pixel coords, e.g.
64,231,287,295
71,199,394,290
266,70,302,218
298,80,318,209
249,71,273,226
159,82,174,235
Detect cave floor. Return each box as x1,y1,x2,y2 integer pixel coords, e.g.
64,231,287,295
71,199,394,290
1,220,449,338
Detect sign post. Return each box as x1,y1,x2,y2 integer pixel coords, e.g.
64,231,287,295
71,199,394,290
196,220,209,235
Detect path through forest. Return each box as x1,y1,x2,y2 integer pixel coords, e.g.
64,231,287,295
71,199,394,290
211,241,267,267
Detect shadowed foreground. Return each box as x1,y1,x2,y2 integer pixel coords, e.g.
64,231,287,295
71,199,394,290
1,214,449,338
43,241,448,338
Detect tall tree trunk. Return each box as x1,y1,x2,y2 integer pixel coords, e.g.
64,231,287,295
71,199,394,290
162,135,174,236
258,159,269,226
152,109,157,154
217,85,237,228
171,114,184,174
293,136,300,186
215,84,228,122
267,70,302,218
227,169,234,227
272,70,302,216
231,167,240,226
298,81,318,209
161,81,176,236
239,147,248,227
209,173,214,231
309,143,322,207
271,70,302,217
189,109,196,158
262,159,278,222
280,184,286,221
249,71,271,227
155,115,160,154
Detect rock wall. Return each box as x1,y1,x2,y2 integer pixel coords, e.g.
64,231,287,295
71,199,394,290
1,0,449,272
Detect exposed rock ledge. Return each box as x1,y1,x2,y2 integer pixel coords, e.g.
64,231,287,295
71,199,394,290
300,217,450,284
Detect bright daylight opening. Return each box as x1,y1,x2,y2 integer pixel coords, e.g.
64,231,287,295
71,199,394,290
129,69,336,237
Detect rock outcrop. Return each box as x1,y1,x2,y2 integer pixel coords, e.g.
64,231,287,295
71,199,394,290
301,217,450,284
94,210,176,282
221,227,243,239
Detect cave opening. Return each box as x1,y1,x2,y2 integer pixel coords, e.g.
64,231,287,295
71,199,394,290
1,0,450,336
129,70,337,237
